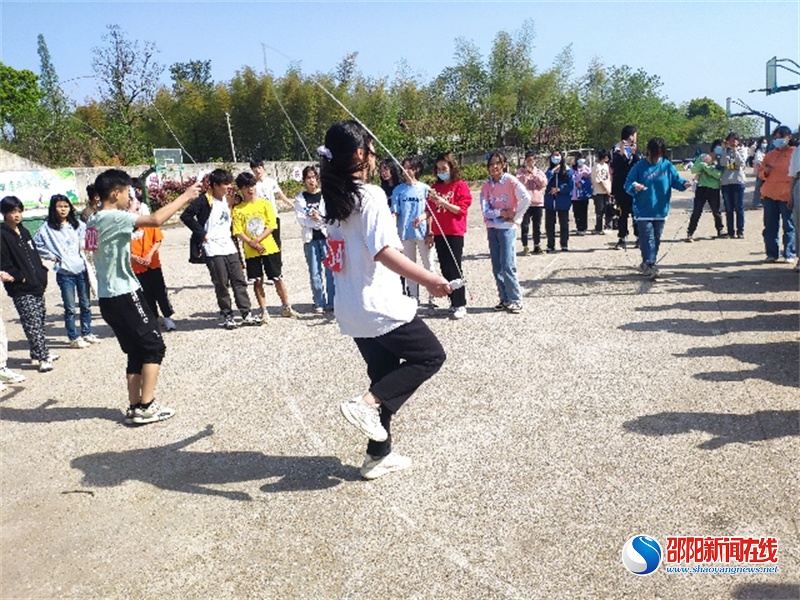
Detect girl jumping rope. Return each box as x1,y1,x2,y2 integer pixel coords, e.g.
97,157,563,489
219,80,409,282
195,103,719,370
319,120,451,480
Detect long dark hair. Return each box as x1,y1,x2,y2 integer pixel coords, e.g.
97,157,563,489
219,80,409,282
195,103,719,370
46,194,80,230
433,152,463,183
548,151,570,183
646,137,667,161
321,120,373,223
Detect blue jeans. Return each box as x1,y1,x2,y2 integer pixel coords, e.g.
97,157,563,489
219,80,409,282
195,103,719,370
303,239,335,309
761,197,796,259
637,219,665,266
721,183,745,235
56,270,92,341
487,227,521,304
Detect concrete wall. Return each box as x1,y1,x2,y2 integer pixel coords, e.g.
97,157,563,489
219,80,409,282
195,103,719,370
71,161,314,203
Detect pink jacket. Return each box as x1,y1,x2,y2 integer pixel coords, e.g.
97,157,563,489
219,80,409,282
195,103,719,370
516,166,547,207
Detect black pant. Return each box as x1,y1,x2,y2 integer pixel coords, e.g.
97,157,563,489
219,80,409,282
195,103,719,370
205,253,251,316
434,235,466,308
545,209,570,250
99,289,165,374
354,317,446,457
616,193,638,240
572,199,589,232
687,186,723,236
593,194,611,231
136,268,174,319
520,206,543,248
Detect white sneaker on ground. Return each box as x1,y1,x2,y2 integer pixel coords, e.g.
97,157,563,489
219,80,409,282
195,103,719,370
340,396,388,442
69,338,90,349
242,311,261,326
0,367,26,383
83,333,100,343
282,306,300,318
0,381,5,392
132,400,176,425
163,317,177,331
38,360,54,373
452,306,467,320
505,302,523,314
360,452,412,480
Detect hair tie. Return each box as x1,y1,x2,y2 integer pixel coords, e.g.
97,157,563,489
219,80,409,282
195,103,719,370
317,145,333,160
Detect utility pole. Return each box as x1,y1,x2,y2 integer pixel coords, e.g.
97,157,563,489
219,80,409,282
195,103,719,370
225,112,237,163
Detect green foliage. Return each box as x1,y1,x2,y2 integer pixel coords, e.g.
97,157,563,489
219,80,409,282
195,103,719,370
6,23,744,168
0,62,43,139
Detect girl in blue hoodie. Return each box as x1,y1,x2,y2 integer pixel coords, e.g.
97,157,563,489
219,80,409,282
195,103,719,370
625,138,691,278
544,150,574,252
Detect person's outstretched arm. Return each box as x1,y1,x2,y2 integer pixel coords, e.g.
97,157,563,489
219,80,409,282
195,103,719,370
137,182,202,228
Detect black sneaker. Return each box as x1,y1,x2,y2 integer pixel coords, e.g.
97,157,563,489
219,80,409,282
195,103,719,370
223,315,238,330
614,239,626,250
533,246,543,255
493,302,506,311
736,232,744,239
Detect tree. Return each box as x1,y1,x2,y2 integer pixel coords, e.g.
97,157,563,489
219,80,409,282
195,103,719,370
170,60,212,91
34,34,84,166
91,24,164,162
0,62,43,143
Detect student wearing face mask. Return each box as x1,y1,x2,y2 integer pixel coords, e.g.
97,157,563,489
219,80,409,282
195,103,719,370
751,138,769,208
426,153,472,319
571,152,592,235
719,132,748,238
759,126,796,263
685,139,724,241
544,150,574,253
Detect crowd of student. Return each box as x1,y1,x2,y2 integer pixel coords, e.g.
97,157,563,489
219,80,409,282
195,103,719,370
1,121,797,477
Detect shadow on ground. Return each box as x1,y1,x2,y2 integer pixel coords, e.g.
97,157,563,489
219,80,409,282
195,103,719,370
622,410,799,450
70,426,360,500
676,341,800,389
0,399,122,422
731,582,800,599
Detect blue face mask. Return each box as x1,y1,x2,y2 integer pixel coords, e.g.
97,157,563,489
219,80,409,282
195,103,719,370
713,146,723,155
437,172,451,182
773,138,787,149
577,158,586,166
760,143,768,151
552,156,562,165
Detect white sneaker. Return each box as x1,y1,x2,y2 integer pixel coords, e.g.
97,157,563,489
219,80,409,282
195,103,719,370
38,360,54,373
69,338,90,349
360,452,412,480
0,367,26,383
83,333,100,343
452,306,467,320
0,381,6,392
281,306,300,318
340,396,388,441
131,400,176,425
163,317,177,331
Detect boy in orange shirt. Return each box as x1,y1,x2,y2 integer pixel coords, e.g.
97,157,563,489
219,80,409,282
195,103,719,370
130,195,177,331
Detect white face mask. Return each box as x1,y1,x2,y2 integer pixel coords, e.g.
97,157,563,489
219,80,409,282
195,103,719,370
551,156,562,165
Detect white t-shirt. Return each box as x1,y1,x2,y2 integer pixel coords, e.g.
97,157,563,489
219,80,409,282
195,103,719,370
328,183,417,338
256,177,282,216
203,197,237,257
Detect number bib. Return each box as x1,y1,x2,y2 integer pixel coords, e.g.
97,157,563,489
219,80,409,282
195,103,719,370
85,227,99,252
323,239,344,273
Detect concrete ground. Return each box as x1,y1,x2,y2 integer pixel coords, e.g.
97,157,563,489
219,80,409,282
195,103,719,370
1,177,798,599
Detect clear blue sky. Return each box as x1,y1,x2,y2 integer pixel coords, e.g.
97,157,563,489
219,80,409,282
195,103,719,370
2,1,799,135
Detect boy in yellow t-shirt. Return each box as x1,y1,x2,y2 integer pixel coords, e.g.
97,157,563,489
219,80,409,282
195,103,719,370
232,172,299,321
